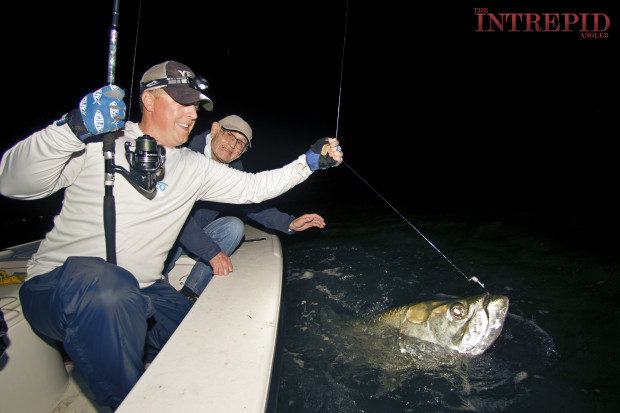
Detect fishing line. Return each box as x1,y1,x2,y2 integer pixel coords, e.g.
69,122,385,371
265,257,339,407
344,163,486,290
334,0,348,141
127,0,142,120
333,1,486,291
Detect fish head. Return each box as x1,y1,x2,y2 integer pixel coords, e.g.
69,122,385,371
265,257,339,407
399,293,509,355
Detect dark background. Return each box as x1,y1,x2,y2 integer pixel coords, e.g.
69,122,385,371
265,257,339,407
1,1,617,248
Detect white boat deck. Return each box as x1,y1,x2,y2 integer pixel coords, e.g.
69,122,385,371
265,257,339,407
0,225,283,413
118,225,283,412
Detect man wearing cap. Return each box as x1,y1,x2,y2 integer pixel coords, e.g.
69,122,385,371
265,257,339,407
0,60,342,408
164,114,327,300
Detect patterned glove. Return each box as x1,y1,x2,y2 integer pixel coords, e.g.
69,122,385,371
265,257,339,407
64,85,126,140
305,138,342,171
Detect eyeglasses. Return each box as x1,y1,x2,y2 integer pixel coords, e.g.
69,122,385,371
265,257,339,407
222,129,249,152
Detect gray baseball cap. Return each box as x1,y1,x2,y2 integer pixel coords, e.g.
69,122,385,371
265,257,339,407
140,61,213,111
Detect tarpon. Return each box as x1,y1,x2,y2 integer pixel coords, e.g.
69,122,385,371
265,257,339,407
355,292,509,356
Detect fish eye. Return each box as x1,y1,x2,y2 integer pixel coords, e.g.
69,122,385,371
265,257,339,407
450,303,467,319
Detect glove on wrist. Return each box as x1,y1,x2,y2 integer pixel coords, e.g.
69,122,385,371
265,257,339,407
66,85,126,140
305,138,342,171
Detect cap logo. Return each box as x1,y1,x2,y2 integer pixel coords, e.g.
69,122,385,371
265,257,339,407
144,80,162,88
177,70,192,78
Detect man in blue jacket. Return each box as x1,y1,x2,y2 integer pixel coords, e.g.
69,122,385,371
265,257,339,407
164,115,326,300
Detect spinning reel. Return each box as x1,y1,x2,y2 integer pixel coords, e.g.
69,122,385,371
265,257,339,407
115,135,166,199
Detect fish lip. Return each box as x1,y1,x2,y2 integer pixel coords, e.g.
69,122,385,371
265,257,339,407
481,292,492,309
468,295,510,355
453,293,509,355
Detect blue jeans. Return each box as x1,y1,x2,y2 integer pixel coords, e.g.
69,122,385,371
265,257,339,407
19,257,193,409
164,216,245,295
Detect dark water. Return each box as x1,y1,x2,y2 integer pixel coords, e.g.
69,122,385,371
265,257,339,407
276,200,620,413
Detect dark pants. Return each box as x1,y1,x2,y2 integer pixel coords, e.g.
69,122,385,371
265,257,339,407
19,256,193,409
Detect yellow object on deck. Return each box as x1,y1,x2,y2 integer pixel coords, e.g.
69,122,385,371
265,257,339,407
0,270,26,286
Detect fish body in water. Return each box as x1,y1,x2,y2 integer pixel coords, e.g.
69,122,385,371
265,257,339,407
357,293,509,355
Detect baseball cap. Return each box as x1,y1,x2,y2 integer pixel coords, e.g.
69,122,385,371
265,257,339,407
219,115,252,147
140,61,213,111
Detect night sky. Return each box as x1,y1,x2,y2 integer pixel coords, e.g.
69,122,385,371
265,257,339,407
2,1,618,240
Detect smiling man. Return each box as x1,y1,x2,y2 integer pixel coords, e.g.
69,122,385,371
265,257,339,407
164,114,328,300
139,61,213,147
0,60,342,409
209,116,250,163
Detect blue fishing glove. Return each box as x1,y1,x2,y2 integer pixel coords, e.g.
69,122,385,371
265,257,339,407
305,138,343,171
63,85,126,140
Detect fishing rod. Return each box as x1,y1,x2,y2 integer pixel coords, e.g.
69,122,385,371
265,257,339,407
107,0,120,85
101,0,165,264
333,1,486,291
102,0,121,264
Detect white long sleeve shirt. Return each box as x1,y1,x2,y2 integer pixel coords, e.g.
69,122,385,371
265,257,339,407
0,121,312,287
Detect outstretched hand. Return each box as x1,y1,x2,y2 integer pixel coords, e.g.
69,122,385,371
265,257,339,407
289,213,326,232
306,138,343,171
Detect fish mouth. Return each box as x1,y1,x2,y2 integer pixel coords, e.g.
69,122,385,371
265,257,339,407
451,293,509,355
470,294,510,355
